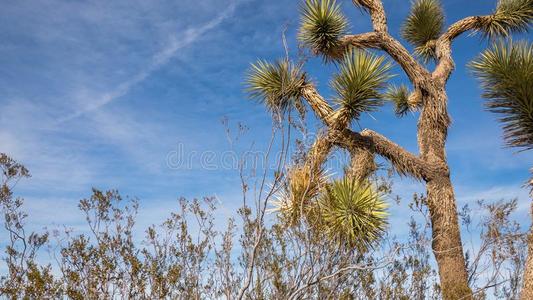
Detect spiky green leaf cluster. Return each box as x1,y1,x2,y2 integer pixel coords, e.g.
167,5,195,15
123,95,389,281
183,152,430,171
384,85,411,117
331,49,392,121
317,178,388,250
298,0,348,60
402,0,444,62
470,40,533,150
480,0,533,38
246,60,306,114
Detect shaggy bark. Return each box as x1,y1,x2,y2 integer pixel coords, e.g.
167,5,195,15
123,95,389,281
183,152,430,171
306,135,334,176
347,148,376,181
299,85,337,174
300,84,367,175
301,84,334,123
417,84,471,298
523,177,533,300
522,200,533,300
426,177,471,299
330,128,438,181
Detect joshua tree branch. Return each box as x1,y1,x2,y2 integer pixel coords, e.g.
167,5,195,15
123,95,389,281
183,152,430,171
380,34,432,85
300,84,334,126
299,84,437,181
299,84,344,173
339,32,382,49
433,15,491,83
441,16,491,41
347,147,377,181
330,128,442,181
343,1,431,85
306,134,334,173
299,84,377,181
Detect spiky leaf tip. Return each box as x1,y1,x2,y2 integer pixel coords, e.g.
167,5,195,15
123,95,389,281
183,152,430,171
350,0,371,13
246,59,306,114
317,178,388,250
402,0,444,61
298,0,348,61
351,0,367,10
331,49,392,123
384,85,412,117
415,42,438,64
470,40,533,150
480,0,533,38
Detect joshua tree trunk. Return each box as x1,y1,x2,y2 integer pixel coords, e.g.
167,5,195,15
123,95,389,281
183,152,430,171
522,205,533,300
426,178,471,299
522,179,533,300
418,87,471,298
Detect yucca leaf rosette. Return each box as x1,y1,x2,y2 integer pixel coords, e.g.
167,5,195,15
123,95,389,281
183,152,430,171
298,0,348,61
331,49,392,125
470,40,533,150
479,0,533,38
402,0,444,62
246,59,306,114
383,84,422,117
317,178,388,250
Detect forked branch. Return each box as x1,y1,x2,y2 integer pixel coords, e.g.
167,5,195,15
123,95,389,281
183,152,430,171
330,128,442,181
345,0,431,84
299,84,436,181
435,0,533,81
433,15,492,82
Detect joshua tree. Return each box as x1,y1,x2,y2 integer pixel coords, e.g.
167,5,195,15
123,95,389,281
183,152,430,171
471,40,533,299
246,0,533,299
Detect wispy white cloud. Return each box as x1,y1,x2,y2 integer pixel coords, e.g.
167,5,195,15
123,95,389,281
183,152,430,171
456,183,531,214
59,1,238,122
0,98,98,192
1,1,243,195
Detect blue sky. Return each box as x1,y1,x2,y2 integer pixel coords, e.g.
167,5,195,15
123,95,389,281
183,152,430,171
1,0,532,240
